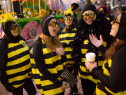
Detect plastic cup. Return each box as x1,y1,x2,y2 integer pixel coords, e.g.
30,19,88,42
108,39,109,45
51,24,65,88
85,52,96,63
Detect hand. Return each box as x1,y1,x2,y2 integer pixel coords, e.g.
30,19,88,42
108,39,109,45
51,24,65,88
56,47,65,55
85,60,97,72
89,34,103,47
60,81,70,91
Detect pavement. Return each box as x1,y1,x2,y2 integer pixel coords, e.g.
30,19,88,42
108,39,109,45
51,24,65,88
0,77,84,95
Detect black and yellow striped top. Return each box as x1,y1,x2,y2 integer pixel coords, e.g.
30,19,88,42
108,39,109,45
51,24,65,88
31,37,65,95
94,44,126,95
6,40,32,88
79,37,107,84
58,27,77,65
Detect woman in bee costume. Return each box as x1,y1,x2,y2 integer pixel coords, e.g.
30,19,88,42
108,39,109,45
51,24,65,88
0,14,36,95
57,9,78,95
72,4,114,95
31,15,70,95
85,11,126,95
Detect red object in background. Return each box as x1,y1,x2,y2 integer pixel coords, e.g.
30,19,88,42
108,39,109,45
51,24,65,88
107,5,111,15
11,0,24,1
59,19,65,24
21,21,42,46
100,5,111,15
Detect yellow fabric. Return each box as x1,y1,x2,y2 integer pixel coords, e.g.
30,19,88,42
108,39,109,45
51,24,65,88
6,40,32,88
31,39,64,95
96,59,126,95
96,85,107,95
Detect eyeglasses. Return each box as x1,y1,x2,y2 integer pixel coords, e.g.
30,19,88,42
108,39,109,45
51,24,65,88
112,17,120,25
64,16,73,21
10,23,18,31
82,12,95,19
48,20,60,27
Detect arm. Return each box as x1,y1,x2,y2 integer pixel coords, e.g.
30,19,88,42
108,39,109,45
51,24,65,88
33,39,62,87
98,45,106,58
0,40,7,80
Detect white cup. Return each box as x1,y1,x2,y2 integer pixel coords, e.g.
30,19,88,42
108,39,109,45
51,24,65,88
85,52,96,63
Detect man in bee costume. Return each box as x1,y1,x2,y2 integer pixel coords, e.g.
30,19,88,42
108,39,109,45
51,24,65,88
0,13,36,95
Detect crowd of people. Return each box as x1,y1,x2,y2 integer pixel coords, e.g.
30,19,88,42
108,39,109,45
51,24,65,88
0,2,126,95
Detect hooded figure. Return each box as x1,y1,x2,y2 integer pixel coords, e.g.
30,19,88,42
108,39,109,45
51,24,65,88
72,4,113,95
0,13,36,95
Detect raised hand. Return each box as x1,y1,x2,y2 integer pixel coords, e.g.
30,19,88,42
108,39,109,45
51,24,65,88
89,34,103,47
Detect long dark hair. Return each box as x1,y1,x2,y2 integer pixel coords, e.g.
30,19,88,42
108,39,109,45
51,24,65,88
106,40,126,60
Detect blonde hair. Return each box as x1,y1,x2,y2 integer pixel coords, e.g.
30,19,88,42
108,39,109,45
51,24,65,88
40,34,62,52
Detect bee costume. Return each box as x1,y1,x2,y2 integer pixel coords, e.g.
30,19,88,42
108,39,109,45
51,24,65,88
57,9,77,71
57,9,79,94
31,15,66,95
92,11,126,95
0,13,36,95
72,4,113,95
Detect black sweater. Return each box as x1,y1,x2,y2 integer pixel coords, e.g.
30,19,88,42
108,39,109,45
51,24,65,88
33,38,66,87
92,44,126,93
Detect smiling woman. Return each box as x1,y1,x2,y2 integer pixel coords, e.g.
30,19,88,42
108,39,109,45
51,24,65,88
72,4,114,95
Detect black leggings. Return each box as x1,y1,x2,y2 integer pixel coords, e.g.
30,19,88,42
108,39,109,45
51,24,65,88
6,79,36,95
67,66,78,94
81,79,96,95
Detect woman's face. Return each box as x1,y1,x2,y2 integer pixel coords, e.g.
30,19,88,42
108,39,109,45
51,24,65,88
10,23,18,37
110,14,121,37
64,16,73,26
83,10,96,25
48,18,59,37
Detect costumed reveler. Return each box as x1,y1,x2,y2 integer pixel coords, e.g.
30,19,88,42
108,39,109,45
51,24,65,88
30,15,70,95
57,9,78,95
0,13,36,95
72,4,114,95
85,11,126,95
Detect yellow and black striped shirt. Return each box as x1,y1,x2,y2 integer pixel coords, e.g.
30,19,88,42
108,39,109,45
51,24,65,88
31,38,65,95
96,59,126,95
58,27,77,66
6,40,32,88
79,38,107,84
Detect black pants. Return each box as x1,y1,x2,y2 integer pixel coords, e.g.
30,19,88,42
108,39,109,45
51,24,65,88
81,79,96,95
67,66,78,94
6,79,36,95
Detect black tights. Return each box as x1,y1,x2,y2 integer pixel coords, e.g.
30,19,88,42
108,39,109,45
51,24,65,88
6,79,36,95
81,79,96,95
